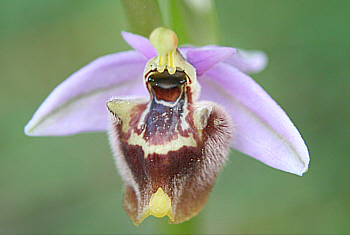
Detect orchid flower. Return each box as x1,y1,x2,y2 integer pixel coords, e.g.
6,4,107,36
25,27,309,225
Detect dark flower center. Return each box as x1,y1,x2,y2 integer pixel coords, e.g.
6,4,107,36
148,70,187,102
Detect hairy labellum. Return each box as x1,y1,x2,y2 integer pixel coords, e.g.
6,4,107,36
107,72,231,225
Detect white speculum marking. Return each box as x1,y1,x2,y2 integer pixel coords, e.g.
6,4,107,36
128,95,197,158
127,130,197,157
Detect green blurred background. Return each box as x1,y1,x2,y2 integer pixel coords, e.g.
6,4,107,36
1,0,349,234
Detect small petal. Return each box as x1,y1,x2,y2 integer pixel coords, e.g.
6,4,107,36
186,47,236,76
121,31,157,59
25,51,148,136
199,63,309,175
225,49,268,74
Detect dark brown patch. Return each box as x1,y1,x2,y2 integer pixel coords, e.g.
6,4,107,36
152,86,181,102
147,69,187,102
121,143,203,193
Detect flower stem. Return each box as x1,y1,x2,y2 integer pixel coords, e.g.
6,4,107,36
121,0,163,37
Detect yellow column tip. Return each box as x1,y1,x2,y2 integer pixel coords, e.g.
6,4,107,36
149,27,178,56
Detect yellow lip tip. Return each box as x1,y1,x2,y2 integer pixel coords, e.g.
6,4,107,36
149,27,178,56
139,187,174,224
